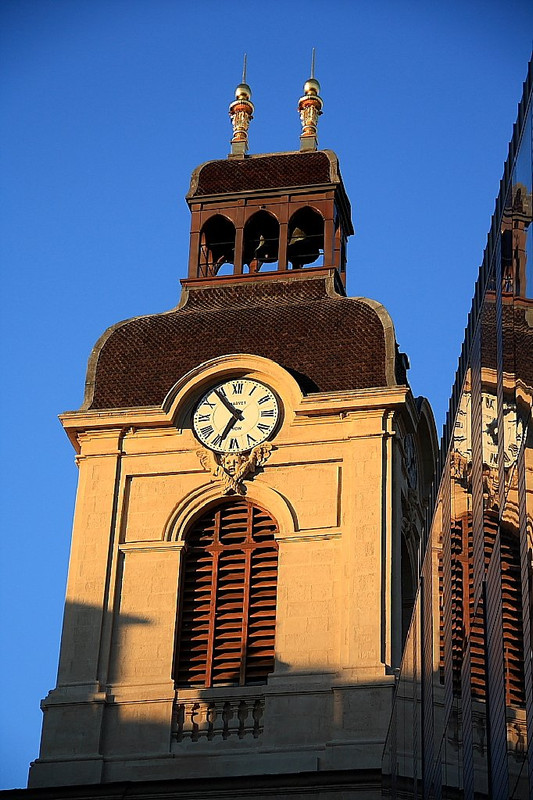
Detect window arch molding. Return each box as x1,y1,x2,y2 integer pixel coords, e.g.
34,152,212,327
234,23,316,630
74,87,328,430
288,202,324,220
164,480,297,544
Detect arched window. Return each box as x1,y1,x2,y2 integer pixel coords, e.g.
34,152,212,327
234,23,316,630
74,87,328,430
198,215,236,277
175,500,279,688
287,207,324,268
243,211,279,272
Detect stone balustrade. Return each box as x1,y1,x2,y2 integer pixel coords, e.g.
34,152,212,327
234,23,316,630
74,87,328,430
172,692,264,743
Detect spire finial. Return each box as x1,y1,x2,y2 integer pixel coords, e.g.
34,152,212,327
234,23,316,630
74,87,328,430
298,49,323,151
229,55,254,158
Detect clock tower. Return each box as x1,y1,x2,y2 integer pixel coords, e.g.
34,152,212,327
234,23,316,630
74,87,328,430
29,73,437,798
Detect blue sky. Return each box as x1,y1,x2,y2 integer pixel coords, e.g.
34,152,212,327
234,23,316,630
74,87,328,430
1,0,532,788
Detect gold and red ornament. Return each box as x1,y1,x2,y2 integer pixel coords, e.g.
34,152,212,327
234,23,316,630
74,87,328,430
229,55,254,155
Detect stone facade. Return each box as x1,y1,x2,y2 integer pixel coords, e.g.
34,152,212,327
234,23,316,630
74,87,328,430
26,147,437,797
29,342,436,793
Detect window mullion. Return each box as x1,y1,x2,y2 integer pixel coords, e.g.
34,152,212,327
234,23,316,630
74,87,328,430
239,505,254,685
205,510,221,688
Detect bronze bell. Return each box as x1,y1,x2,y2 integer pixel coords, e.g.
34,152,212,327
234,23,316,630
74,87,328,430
254,234,278,264
287,226,319,267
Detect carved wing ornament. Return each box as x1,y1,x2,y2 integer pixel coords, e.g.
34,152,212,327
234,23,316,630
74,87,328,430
196,443,273,495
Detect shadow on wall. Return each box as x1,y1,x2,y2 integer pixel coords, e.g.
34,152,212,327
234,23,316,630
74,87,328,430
30,596,397,790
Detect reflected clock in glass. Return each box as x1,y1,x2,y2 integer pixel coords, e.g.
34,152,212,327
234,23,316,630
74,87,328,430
501,400,525,468
454,389,472,460
193,378,279,453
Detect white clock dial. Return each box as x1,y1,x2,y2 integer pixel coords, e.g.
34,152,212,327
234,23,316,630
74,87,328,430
193,378,279,453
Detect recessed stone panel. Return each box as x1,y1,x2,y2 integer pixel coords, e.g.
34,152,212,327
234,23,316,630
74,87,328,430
267,463,341,530
122,474,200,542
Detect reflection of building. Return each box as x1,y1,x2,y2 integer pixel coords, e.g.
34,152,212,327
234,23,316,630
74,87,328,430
6,61,533,800
23,74,438,799
383,61,533,798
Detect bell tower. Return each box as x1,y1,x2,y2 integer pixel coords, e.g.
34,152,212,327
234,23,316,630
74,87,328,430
29,70,437,798
187,146,349,284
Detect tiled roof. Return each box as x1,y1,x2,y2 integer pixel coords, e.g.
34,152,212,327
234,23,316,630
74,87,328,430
191,152,333,197
87,272,401,409
480,295,532,385
507,300,533,386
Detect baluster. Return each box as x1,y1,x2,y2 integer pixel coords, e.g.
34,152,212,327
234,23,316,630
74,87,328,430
206,703,216,741
173,703,185,742
252,699,263,738
237,700,248,739
196,702,210,740
222,701,233,740
180,701,195,741
212,701,225,740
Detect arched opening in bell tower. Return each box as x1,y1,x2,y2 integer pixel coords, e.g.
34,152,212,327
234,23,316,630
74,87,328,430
287,206,325,269
174,499,279,689
198,214,236,277
243,210,280,272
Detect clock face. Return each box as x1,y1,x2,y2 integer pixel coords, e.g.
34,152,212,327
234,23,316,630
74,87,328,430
193,378,279,453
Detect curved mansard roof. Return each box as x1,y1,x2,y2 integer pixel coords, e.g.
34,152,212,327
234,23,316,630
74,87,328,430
83,269,407,410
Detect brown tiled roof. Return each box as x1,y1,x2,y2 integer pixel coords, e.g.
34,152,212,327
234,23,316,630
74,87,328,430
509,300,533,387
480,294,533,385
480,299,498,371
191,152,333,197
87,272,400,409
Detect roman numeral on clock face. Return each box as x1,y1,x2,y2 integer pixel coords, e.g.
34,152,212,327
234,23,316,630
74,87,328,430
261,409,275,417
232,382,243,394
200,425,214,438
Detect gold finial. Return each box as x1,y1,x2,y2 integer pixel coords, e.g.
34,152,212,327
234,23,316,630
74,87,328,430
298,48,323,151
229,54,254,158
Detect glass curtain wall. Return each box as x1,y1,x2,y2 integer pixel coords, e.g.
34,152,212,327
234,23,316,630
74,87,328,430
383,64,532,799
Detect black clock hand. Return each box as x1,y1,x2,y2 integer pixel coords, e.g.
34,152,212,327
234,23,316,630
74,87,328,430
220,413,240,441
214,389,243,420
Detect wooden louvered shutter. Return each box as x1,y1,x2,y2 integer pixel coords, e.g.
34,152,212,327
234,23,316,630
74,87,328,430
175,501,279,688
501,528,525,706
